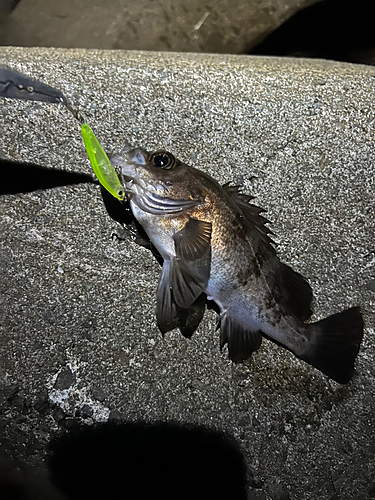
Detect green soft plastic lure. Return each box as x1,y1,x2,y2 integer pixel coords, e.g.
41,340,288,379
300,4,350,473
81,123,125,201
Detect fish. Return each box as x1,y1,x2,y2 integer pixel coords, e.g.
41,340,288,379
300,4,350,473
110,144,364,384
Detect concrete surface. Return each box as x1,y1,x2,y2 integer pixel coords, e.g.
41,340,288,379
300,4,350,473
0,47,375,499
0,0,317,53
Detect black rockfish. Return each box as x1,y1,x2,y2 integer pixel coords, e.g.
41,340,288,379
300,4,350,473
110,145,364,384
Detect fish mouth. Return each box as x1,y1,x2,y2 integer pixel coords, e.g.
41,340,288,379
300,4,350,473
108,154,139,193
122,174,134,186
121,174,138,194
109,148,163,200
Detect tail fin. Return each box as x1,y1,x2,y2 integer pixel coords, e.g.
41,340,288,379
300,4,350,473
299,307,364,384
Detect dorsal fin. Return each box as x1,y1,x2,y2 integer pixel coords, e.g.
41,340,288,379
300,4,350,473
274,262,313,321
222,183,275,254
223,183,313,322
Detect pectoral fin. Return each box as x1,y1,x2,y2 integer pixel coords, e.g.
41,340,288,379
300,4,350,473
156,218,212,330
156,260,206,337
170,257,208,309
173,218,212,261
173,218,212,286
170,219,212,308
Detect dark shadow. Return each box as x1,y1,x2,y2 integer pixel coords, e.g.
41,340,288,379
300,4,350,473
0,458,65,500
0,159,95,195
0,1,21,14
100,184,134,227
49,421,248,500
250,0,375,65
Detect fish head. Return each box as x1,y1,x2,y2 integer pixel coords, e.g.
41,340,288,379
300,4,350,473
110,144,207,216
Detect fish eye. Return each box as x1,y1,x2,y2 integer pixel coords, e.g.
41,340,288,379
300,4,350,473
150,151,176,170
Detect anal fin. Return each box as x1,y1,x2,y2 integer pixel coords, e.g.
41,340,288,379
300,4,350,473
220,313,262,363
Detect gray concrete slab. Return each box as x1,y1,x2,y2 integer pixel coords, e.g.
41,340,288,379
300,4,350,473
0,47,374,499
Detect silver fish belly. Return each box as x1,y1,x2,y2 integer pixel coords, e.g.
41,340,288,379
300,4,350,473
111,147,363,384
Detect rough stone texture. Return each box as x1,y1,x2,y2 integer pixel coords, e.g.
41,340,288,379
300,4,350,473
0,47,375,499
1,0,317,53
